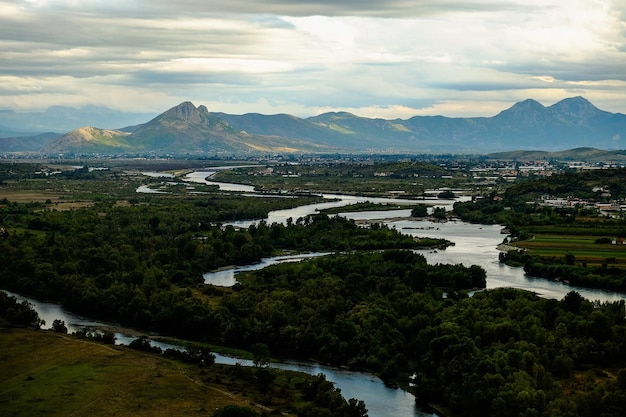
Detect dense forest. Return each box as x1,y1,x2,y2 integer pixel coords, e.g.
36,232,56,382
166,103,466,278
502,250,626,292
0,196,447,332
412,288,626,417
3,163,626,417
217,250,485,371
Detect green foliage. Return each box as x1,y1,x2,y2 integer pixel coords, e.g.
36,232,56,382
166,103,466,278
217,250,484,370
0,291,43,328
300,374,368,417
51,319,67,333
432,206,447,220
5,164,626,417
0,162,46,182
320,202,402,215
128,336,163,354
411,204,428,217
0,199,433,341
411,288,626,417
453,197,510,225
73,328,116,344
251,342,270,368
505,168,626,203
214,161,459,197
437,190,455,199
502,250,626,292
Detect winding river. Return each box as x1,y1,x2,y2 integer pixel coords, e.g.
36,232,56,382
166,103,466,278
6,288,431,417
8,169,626,417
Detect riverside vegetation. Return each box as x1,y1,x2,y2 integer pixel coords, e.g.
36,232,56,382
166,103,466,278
1,292,365,417
2,160,626,417
454,168,626,291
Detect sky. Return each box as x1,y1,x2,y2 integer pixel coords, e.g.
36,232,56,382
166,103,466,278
1,0,626,119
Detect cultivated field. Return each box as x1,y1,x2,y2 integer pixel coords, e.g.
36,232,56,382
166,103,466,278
515,232,626,268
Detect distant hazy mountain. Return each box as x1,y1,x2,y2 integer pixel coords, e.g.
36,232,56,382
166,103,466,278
38,102,333,154
0,124,38,138
217,96,626,153
0,132,60,152
0,106,157,135
486,147,626,162
4,96,626,154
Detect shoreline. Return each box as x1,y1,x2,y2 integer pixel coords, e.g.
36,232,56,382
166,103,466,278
496,243,524,252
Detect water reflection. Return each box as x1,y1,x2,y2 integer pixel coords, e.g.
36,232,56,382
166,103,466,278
4,290,104,334
183,170,256,192
136,185,167,194
394,219,626,303
203,252,332,286
219,187,626,303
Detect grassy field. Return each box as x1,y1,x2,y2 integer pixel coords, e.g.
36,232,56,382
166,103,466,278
211,167,468,197
0,328,311,417
515,233,626,267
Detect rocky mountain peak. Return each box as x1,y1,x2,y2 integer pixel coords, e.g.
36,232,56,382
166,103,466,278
163,102,202,123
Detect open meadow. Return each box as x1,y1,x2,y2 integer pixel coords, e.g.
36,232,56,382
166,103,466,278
516,234,626,267
0,327,322,417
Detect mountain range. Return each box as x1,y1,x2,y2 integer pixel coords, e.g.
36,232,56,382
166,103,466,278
0,106,156,136
1,96,625,155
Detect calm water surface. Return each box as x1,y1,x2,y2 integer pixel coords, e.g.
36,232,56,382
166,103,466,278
183,170,257,192
203,252,332,286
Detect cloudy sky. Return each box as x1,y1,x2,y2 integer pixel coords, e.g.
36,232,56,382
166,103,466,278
1,0,625,119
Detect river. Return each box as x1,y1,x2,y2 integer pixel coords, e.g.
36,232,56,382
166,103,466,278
184,169,257,192
203,252,332,286
7,170,626,417
5,288,432,417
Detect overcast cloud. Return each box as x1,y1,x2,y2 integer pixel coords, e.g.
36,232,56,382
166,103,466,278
1,0,625,118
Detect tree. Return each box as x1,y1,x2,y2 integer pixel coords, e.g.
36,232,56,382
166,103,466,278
128,336,162,354
437,190,456,199
411,204,428,217
469,264,487,288
345,398,368,417
148,216,160,231
433,207,447,220
251,342,270,368
52,319,68,334
561,291,584,314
